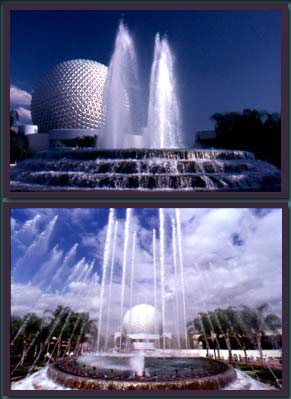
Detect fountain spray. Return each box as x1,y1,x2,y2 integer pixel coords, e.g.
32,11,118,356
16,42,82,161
159,209,166,353
147,34,182,148
104,220,119,350
97,208,115,352
119,208,132,351
175,209,188,349
171,218,181,349
101,21,139,148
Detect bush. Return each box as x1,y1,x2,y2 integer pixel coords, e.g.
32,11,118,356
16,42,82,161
201,109,281,168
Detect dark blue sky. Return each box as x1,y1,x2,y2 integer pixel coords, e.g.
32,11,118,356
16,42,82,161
10,9,281,145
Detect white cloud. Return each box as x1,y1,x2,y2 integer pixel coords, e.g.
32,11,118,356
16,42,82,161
10,85,32,124
10,85,32,106
11,208,282,339
14,106,32,123
11,279,100,320
82,234,100,249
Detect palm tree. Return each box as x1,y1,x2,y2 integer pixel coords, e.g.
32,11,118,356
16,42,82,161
74,317,97,355
192,312,221,358
186,322,196,349
14,313,42,367
215,307,235,363
227,307,250,364
239,304,281,365
190,305,281,366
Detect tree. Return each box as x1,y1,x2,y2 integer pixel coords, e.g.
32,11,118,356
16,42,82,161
192,311,221,359
186,322,196,349
225,306,251,364
239,304,281,366
206,109,281,168
10,306,98,375
190,305,282,366
10,313,43,368
214,307,235,363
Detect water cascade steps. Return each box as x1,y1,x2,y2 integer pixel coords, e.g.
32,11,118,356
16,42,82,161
10,149,281,191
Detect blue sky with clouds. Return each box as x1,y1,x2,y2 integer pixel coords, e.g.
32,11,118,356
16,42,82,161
10,9,281,145
11,207,282,335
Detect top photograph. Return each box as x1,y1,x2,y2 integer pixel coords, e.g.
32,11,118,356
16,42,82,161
4,3,288,198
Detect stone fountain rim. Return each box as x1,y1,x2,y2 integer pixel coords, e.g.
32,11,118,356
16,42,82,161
47,357,237,390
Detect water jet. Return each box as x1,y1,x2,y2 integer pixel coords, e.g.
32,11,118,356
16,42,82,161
10,22,281,192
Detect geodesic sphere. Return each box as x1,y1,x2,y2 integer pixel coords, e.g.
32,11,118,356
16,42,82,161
31,59,108,133
123,304,162,335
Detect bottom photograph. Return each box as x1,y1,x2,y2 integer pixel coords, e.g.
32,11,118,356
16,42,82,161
7,206,285,393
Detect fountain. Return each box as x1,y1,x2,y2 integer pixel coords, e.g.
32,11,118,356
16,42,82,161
146,34,183,148
46,302,237,390
99,22,140,149
10,208,282,391
10,22,281,192
46,355,236,390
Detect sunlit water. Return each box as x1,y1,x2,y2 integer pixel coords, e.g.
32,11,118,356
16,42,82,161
225,369,277,390
147,34,183,148
100,22,140,148
10,149,281,191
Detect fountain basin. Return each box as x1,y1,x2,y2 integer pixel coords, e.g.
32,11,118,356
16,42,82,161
47,357,237,390
10,148,281,192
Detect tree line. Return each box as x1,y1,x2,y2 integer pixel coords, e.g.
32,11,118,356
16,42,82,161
187,304,282,365
197,109,281,168
11,305,97,376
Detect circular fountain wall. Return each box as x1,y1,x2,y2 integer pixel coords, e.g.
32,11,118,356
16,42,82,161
47,356,237,390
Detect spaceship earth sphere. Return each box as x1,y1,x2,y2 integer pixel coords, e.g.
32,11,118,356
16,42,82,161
123,304,162,335
31,59,108,133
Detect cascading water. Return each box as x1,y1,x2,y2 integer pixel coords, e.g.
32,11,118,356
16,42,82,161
171,218,181,349
10,148,281,191
10,310,53,377
28,263,97,374
146,34,183,148
13,215,59,280
119,208,132,351
96,208,115,352
28,309,67,374
152,229,158,339
175,209,188,349
100,21,140,149
10,21,281,192
48,262,96,362
159,208,166,353
104,220,119,350
11,240,93,375
63,269,98,356
129,231,137,335
47,243,79,291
